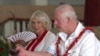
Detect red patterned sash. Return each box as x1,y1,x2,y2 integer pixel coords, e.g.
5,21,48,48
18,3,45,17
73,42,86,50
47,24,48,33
56,27,93,56
26,30,48,51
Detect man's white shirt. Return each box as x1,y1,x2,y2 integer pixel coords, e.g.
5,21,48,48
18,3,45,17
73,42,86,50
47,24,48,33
47,22,100,56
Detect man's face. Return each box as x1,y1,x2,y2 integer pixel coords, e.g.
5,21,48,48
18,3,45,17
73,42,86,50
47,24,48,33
54,11,69,32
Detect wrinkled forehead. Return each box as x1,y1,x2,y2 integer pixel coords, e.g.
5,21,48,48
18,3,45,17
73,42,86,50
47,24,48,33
54,10,67,20
54,11,61,20
55,10,61,17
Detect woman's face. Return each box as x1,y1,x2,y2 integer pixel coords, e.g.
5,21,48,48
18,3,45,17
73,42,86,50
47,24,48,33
31,17,45,34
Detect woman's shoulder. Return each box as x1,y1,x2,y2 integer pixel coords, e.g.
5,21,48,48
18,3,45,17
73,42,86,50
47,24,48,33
47,31,56,36
45,31,58,41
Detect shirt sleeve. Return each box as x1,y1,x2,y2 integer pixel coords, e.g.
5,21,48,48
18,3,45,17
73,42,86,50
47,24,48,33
46,44,56,56
79,31,99,56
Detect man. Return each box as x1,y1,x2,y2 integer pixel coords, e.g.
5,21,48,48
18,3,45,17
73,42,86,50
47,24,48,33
16,4,100,56
46,4,100,56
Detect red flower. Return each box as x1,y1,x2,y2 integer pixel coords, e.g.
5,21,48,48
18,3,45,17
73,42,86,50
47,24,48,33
0,48,3,52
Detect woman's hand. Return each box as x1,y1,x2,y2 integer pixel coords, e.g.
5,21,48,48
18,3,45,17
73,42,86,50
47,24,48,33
16,44,28,56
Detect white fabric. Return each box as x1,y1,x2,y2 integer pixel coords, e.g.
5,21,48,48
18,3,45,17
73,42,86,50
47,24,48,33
25,31,57,52
47,22,100,56
7,31,37,42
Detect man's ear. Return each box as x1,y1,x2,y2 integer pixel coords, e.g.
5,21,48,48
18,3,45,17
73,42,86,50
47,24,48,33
65,17,70,23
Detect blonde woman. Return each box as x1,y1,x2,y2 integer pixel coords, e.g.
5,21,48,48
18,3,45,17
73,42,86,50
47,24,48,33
25,10,57,52
15,10,57,56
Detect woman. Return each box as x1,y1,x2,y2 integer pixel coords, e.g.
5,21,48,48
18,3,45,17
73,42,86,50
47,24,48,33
25,10,57,52
9,10,57,56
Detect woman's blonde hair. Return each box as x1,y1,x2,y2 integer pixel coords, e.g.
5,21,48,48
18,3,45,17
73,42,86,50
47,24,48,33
28,10,52,31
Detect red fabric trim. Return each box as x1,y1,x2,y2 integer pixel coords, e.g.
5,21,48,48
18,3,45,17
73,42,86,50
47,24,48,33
64,27,93,56
56,37,61,56
26,30,48,51
56,27,93,56
26,39,36,50
31,30,48,51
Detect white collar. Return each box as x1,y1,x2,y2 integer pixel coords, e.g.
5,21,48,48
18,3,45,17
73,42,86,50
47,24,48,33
58,22,85,42
68,22,85,39
57,32,68,42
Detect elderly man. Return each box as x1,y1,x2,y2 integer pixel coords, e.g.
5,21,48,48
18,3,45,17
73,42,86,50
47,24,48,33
46,4,100,56
16,4,100,56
